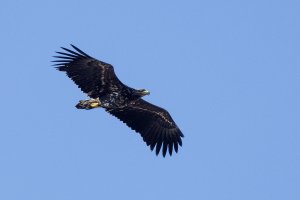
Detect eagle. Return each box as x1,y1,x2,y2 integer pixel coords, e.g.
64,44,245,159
53,45,184,157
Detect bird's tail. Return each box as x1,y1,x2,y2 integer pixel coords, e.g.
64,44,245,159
75,99,101,110
75,100,90,109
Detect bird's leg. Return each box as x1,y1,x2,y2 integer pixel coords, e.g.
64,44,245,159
75,98,101,110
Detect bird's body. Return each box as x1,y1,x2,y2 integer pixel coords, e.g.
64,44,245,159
53,45,184,157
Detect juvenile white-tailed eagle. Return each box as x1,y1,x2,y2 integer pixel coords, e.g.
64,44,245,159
53,45,184,157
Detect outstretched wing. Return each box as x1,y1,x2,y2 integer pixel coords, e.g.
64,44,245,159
53,45,125,98
107,99,184,157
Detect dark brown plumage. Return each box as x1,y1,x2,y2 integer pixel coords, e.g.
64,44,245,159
53,45,184,157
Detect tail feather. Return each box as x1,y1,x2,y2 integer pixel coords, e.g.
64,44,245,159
76,100,91,109
75,99,101,110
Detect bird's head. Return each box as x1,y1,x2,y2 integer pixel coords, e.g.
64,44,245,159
136,89,150,97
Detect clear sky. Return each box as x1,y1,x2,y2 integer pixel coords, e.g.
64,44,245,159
0,0,299,200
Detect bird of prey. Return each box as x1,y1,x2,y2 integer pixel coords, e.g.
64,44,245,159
53,45,184,157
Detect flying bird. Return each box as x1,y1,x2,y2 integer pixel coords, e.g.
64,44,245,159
53,45,184,157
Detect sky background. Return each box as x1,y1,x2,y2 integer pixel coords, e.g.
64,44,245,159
0,0,299,199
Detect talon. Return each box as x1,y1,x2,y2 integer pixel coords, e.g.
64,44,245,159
90,102,100,108
91,98,101,107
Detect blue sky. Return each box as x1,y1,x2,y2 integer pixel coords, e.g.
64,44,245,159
0,0,299,199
